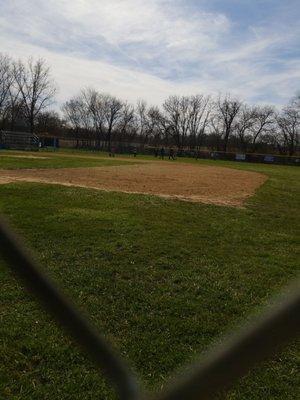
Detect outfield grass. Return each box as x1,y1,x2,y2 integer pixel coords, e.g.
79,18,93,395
0,150,136,169
0,150,299,399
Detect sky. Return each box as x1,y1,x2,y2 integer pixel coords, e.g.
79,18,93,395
0,0,299,108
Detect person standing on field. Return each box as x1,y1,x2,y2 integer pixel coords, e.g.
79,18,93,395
160,147,165,159
169,148,175,160
109,146,116,157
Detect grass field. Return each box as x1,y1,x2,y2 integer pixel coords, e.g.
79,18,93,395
0,151,135,170
0,150,299,399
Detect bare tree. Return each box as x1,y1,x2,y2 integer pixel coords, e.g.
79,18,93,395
81,88,106,146
6,94,27,131
61,85,297,156
233,105,256,152
250,105,275,152
63,90,126,150
188,95,212,148
36,110,62,134
146,106,163,146
163,95,191,149
163,96,180,147
0,54,14,127
216,95,242,151
136,100,148,143
117,101,135,140
103,94,123,151
62,97,86,134
13,58,56,133
276,99,299,155
178,96,191,148
209,113,223,151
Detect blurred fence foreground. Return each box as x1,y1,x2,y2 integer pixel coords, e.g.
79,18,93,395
0,217,299,400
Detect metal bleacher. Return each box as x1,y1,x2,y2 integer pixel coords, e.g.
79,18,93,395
0,130,40,151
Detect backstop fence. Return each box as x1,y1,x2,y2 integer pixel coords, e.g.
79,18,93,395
0,217,299,400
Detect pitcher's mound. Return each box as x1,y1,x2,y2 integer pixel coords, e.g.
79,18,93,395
0,162,267,207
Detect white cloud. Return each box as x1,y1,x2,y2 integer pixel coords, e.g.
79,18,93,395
0,0,230,69
0,0,299,107
0,37,202,107
57,0,230,49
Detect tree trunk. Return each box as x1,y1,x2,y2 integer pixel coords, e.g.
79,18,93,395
223,130,230,152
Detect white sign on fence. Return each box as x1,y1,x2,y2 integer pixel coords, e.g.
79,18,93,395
264,155,274,163
236,153,246,161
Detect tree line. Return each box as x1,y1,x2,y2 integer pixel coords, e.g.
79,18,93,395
0,53,299,155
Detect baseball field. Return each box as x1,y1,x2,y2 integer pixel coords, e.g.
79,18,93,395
0,150,299,399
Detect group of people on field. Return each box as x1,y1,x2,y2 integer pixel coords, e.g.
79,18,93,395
154,147,176,160
109,146,177,160
109,146,137,157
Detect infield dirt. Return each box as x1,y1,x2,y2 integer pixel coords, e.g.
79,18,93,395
0,162,267,207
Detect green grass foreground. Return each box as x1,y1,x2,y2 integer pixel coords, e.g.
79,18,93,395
0,150,299,399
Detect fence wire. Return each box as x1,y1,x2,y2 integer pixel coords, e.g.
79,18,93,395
0,216,299,400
